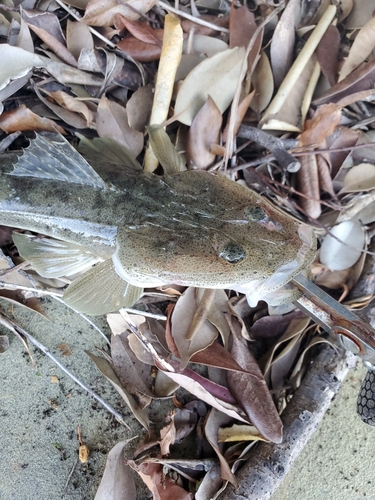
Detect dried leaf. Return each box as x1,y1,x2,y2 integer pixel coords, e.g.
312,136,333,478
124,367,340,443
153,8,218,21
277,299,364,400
205,408,237,486
174,47,246,126
313,59,375,106
319,221,366,271
229,5,262,74
218,423,266,442
341,163,375,193
171,287,218,369
182,35,228,57
315,25,340,86
0,44,45,92
66,20,94,61
97,95,143,157
86,351,150,430
186,95,222,169
83,0,157,26
161,362,249,423
114,15,163,46
57,343,72,356
0,105,65,134
126,461,192,500
296,154,321,219
226,319,283,443
190,341,246,372
126,85,153,131
250,51,273,114
270,0,300,88
39,88,94,128
159,415,177,456
22,11,77,67
339,17,375,81
95,442,136,500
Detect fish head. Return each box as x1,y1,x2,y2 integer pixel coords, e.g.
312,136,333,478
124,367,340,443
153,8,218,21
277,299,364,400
113,171,316,305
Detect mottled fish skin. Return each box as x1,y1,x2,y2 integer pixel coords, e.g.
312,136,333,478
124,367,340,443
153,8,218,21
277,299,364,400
0,147,316,301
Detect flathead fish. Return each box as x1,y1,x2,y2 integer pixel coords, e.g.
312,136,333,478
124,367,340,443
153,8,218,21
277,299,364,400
0,133,316,314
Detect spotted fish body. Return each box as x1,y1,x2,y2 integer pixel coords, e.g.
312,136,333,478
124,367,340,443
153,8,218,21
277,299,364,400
0,135,316,314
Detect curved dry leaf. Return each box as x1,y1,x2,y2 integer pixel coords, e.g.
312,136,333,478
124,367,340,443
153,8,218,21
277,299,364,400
0,44,45,92
182,34,228,57
315,25,340,86
250,51,274,114
270,0,300,88
95,442,136,500
126,85,153,131
339,17,375,81
226,329,283,443
161,364,249,423
218,423,266,442
186,95,222,169
66,20,94,61
342,163,375,192
114,15,163,46
111,333,155,402
83,0,157,26
43,89,94,128
97,95,143,157
174,46,246,126
205,408,237,486
127,461,192,500
319,221,366,271
86,351,150,430
296,154,321,219
171,287,218,369
263,317,311,376
346,0,375,29
0,105,66,134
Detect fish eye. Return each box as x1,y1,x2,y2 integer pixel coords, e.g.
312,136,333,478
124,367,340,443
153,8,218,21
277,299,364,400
244,206,267,222
219,243,246,264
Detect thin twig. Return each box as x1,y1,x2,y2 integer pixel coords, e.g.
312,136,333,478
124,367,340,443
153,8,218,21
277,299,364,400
61,458,78,498
6,314,131,429
158,0,229,32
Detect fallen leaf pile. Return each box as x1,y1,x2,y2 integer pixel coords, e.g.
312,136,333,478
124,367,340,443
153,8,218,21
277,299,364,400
1,0,375,498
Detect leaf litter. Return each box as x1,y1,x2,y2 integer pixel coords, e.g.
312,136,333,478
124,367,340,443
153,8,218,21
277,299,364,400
1,0,375,498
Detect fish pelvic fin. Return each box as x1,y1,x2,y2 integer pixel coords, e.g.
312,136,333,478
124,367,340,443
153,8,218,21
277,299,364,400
63,259,143,315
11,133,108,189
13,232,102,278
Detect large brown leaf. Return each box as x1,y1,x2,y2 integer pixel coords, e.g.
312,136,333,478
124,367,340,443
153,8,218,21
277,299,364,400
226,319,283,443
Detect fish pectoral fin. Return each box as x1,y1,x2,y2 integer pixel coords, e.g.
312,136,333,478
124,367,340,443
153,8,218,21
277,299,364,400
11,133,108,189
77,135,142,171
12,232,102,278
147,125,186,174
63,259,143,315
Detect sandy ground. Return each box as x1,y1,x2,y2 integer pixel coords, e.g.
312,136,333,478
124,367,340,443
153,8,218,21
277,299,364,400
1,295,375,500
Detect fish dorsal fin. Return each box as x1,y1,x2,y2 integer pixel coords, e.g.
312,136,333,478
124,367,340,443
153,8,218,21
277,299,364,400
11,133,108,189
12,232,102,278
63,259,143,315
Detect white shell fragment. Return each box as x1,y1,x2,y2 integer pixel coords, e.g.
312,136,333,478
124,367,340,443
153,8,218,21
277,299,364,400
319,221,366,271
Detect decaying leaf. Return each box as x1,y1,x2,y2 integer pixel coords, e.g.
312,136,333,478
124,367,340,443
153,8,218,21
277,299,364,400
174,47,246,126
186,95,222,169
97,95,143,157
126,461,192,500
86,351,150,430
95,442,136,500
0,105,66,134
339,17,375,82
226,316,283,443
